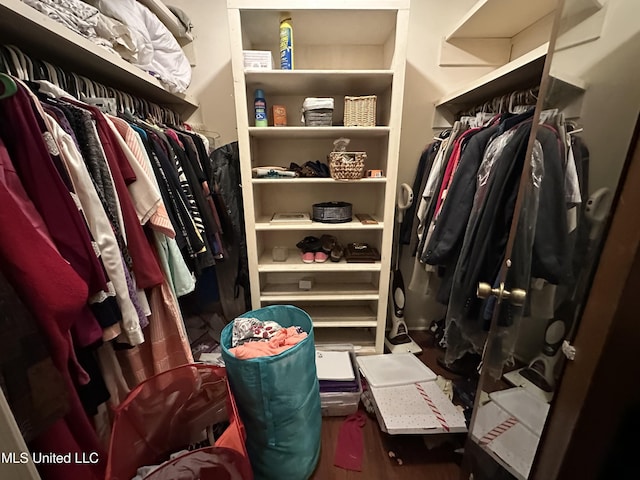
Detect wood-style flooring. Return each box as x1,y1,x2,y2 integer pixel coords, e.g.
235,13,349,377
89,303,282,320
311,332,465,480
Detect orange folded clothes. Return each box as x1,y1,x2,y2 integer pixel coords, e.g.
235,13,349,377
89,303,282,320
230,327,307,359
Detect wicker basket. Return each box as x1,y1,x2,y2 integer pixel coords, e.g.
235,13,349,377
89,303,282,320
328,151,366,180
344,95,377,127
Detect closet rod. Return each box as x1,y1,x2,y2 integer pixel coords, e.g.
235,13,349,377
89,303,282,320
0,43,182,126
461,85,540,118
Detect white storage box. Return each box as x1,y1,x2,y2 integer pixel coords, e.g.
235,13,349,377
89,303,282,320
316,344,362,416
243,50,273,70
302,97,334,126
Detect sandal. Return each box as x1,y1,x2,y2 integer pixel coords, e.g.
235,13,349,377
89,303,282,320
319,234,337,253
330,242,344,262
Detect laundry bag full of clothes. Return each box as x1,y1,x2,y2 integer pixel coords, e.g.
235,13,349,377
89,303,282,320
221,305,322,480
106,364,252,480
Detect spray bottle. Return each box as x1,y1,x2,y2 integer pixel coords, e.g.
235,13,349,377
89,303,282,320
254,89,268,127
279,12,294,70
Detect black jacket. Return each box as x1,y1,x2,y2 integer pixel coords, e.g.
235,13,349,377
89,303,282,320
449,121,532,326
424,125,500,267
207,142,251,309
531,125,570,284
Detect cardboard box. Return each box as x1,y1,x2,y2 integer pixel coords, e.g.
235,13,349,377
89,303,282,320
243,50,273,70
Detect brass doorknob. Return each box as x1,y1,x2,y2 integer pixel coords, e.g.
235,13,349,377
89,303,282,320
477,282,526,307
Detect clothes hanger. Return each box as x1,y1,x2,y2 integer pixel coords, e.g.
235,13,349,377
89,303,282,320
85,77,97,98
4,46,26,80
7,46,28,80
44,61,61,87
0,48,10,75
22,52,34,82
0,73,18,99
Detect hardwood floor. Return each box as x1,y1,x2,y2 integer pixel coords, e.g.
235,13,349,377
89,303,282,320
311,332,465,480
311,414,463,480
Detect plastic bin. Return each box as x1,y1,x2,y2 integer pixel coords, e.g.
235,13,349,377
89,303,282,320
316,344,363,416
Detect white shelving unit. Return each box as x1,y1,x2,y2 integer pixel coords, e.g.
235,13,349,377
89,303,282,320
228,0,409,354
435,41,586,126
0,0,198,115
439,0,557,71
435,43,548,126
248,126,391,139
446,0,557,40
254,217,384,231
436,44,548,110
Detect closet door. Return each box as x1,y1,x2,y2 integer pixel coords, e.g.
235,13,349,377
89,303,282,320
460,0,640,478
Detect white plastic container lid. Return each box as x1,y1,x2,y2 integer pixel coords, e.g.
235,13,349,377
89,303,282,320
356,353,437,388
303,97,334,111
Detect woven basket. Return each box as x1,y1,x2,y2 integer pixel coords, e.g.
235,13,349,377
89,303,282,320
344,95,377,127
328,151,366,180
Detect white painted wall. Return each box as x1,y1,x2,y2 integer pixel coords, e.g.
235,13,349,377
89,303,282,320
171,0,238,148
550,0,640,196
397,0,495,330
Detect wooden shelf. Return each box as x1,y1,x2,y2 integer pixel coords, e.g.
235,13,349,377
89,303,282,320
245,70,393,95
229,0,408,10
304,305,378,328
258,254,381,273
436,43,548,111
446,0,557,40
0,0,198,113
138,0,193,42
255,216,383,231
260,282,379,302
252,177,387,184
314,326,377,354
238,8,400,47
248,126,390,139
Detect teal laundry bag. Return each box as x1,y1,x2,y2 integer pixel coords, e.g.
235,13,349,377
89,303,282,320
221,305,321,480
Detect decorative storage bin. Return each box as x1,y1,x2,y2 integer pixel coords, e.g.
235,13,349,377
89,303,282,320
312,201,352,223
344,95,377,126
302,97,334,126
328,151,366,180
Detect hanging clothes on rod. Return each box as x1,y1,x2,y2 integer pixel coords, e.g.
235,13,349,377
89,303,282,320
0,64,233,479
405,86,588,374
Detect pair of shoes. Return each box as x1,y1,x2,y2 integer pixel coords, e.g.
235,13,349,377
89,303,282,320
319,234,343,262
301,252,328,263
289,161,330,178
296,236,329,263
330,243,344,262
320,234,337,253
296,236,322,252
